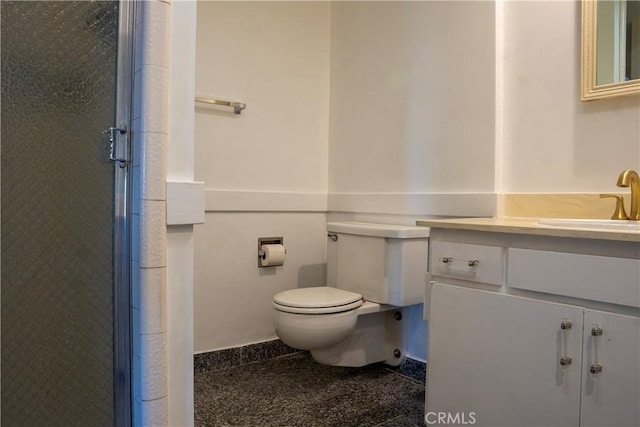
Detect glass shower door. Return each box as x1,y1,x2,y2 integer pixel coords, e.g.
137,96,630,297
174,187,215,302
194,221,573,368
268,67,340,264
1,1,132,425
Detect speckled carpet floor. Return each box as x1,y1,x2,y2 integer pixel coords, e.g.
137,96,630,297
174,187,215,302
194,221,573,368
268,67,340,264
194,352,425,427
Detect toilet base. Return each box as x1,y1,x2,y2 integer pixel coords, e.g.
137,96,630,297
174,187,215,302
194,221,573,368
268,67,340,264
310,306,406,367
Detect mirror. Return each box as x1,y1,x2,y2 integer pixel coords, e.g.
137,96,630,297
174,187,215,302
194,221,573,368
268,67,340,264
582,0,640,100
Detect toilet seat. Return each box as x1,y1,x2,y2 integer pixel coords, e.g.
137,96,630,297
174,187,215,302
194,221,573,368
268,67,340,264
273,287,363,314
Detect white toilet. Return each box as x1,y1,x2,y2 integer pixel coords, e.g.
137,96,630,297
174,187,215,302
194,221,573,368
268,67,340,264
272,222,429,367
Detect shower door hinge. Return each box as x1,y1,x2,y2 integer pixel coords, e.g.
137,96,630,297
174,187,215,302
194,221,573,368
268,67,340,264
103,125,129,168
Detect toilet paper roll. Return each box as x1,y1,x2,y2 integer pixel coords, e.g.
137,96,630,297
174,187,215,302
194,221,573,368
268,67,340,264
260,244,286,267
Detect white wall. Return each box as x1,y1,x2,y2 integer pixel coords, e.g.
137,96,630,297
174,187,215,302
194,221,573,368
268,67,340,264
190,0,640,361
195,1,330,193
194,213,327,352
329,1,496,197
167,1,197,425
502,0,640,193
327,0,495,361
194,2,331,353
192,0,496,359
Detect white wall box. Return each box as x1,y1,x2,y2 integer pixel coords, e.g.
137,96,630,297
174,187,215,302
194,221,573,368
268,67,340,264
166,181,205,225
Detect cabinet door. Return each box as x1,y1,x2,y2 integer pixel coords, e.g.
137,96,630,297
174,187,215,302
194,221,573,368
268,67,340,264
581,310,640,427
427,283,583,427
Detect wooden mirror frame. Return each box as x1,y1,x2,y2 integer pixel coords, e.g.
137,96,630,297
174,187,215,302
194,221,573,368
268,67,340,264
581,0,640,101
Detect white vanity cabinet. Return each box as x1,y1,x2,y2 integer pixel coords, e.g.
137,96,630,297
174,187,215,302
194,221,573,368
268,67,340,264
424,225,640,427
428,283,584,427
580,309,640,427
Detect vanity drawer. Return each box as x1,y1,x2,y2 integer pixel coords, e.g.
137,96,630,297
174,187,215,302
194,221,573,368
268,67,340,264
508,248,640,308
429,241,504,285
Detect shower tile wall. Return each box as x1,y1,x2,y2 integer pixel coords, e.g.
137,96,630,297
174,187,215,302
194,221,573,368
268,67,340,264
131,0,170,424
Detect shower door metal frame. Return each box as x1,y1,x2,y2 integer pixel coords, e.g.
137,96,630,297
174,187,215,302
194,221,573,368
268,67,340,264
114,0,136,424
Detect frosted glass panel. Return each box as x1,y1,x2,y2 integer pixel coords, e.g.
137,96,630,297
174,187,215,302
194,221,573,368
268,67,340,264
1,1,119,425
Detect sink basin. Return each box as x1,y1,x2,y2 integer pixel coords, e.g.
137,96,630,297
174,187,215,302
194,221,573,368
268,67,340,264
537,218,640,231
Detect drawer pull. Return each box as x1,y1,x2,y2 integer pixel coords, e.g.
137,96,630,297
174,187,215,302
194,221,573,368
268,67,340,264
559,318,573,368
440,257,480,267
590,324,604,375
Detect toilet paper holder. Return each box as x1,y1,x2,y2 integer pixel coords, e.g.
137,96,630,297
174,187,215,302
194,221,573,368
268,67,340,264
258,236,285,267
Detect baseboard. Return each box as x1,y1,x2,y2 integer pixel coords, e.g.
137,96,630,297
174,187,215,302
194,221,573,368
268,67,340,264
194,339,301,373
387,357,427,384
195,339,427,384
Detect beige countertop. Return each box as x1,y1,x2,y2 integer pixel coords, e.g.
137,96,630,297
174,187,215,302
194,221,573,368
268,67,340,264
415,217,640,242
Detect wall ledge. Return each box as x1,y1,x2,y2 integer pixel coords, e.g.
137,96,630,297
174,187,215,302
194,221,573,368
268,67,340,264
204,189,497,217
205,190,328,212
328,192,497,217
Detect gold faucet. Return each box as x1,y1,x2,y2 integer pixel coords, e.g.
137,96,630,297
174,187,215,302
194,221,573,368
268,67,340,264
616,169,640,220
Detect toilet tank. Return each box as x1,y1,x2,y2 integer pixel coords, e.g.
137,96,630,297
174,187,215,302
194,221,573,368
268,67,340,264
326,222,429,306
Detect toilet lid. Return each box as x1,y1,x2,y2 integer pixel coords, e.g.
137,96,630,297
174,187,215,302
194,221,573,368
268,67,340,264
273,287,363,314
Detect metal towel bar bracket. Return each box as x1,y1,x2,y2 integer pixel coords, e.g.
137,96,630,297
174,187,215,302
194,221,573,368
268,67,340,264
195,96,246,114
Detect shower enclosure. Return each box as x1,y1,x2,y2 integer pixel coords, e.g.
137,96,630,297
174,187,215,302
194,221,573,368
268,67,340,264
1,1,134,424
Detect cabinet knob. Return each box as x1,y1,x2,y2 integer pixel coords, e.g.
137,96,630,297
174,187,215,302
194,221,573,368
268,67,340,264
590,364,603,374
560,320,573,330
591,326,603,336
560,356,573,366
